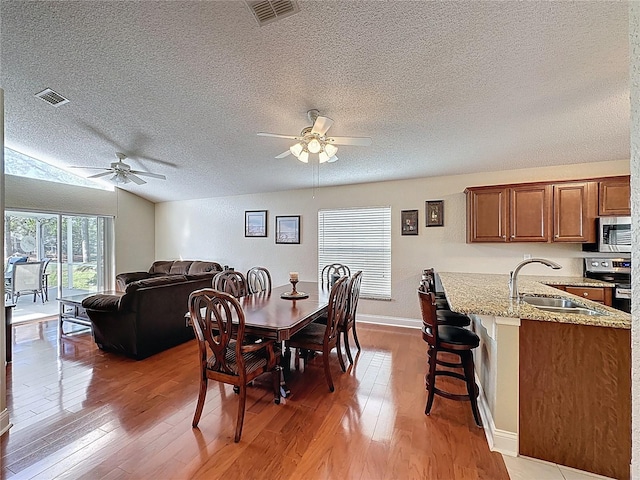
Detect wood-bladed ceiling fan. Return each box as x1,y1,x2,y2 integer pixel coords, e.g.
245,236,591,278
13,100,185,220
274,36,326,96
71,152,166,185
257,109,372,163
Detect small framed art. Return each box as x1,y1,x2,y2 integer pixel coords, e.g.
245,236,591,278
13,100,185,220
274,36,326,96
245,210,267,237
401,210,419,235
275,215,300,244
426,201,444,227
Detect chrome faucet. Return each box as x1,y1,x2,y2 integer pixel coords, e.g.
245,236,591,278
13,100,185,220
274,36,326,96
509,258,562,299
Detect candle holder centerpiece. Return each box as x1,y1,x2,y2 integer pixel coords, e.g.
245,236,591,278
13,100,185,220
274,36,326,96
281,271,309,299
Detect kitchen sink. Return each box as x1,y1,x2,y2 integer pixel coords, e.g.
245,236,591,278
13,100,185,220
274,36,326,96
521,295,605,316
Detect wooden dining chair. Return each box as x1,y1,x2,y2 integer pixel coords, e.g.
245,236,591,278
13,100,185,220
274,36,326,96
286,275,350,392
189,288,281,442
212,270,249,298
246,266,272,294
418,285,482,426
321,263,351,287
339,270,363,365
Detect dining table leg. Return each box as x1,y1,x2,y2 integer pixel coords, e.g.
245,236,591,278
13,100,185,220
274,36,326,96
279,342,292,398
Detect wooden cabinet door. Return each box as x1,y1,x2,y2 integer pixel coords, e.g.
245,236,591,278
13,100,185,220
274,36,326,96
510,185,551,242
553,182,597,243
599,177,631,216
466,188,508,242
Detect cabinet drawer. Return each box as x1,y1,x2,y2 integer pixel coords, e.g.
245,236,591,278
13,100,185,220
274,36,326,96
564,286,605,302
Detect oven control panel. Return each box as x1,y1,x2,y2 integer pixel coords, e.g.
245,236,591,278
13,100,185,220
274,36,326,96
584,257,631,274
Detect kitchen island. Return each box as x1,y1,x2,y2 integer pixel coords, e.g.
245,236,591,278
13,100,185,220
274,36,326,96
438,272,631,480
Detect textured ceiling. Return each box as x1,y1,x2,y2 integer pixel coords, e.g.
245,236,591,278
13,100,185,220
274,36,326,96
0,1,631,203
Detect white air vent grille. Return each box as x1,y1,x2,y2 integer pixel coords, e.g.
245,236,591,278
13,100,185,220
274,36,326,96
35,88,70,107
246,0,299,26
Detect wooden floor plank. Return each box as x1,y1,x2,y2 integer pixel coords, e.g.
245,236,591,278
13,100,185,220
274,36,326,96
2,319,508,479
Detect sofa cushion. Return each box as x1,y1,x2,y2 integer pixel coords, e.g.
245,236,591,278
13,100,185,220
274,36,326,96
149,261,174,275
188,261,222,274
115,271,152,292
82,294,121,312
169,261,193,275
125,275,189,293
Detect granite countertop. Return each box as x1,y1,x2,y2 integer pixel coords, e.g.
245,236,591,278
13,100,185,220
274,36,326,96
438,272,630,329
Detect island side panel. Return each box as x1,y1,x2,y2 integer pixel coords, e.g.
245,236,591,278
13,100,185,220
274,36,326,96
519,319,631,480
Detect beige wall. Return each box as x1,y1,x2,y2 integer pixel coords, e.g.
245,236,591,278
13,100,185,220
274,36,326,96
156,159,629,323
630,2,639,477
113,189,155,274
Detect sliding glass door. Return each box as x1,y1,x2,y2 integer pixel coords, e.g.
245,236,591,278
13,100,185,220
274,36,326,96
4,210,114,319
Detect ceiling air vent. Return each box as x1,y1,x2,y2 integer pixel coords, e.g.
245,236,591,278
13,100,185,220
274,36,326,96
246,0,300,26
34,88,70,107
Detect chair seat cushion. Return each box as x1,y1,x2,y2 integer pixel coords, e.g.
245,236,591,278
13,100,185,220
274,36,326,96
207,341,268,375
436,310,471,327
289,322,326,346
438,325,480,348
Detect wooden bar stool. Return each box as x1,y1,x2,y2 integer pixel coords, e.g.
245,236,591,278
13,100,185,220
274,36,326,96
421,268,471,328
418,286,482,427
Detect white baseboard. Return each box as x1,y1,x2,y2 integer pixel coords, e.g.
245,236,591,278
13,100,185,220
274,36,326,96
0,408,12,437
357,313,421,329
477,376,518,457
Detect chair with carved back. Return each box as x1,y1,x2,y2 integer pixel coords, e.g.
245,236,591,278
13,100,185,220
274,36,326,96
418,284,481,426
246,266,272,294
212,270,249,298
286,275,350,392
321,263,351,288
189,288,281,442
339,270,363,365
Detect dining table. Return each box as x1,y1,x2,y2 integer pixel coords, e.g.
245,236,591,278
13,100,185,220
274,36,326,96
238,281,329,342
188,281,330,395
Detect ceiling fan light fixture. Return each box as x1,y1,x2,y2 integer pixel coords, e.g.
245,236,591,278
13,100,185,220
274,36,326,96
307,137,322,154
290,142,303,158
327,155,338,163
298,150,309,163
324,143,338,157
318,151,330,163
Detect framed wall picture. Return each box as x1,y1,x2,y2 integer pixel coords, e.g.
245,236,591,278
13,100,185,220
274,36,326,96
426,200,444,227
401,209,419,235
245,210,267,237
275,215,300,244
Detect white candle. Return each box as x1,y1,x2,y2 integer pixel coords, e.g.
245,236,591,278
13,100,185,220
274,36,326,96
289,272,298,282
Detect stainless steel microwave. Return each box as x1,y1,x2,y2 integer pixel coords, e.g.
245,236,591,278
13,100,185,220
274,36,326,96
599,216,631,253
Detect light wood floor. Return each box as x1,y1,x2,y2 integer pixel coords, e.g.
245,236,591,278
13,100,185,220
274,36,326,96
2,317,508,479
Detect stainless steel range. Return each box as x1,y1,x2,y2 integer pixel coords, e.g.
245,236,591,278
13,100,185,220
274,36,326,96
584,256,631,313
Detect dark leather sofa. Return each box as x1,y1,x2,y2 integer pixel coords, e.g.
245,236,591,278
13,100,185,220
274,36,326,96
82,273,215,359
115,260,222,291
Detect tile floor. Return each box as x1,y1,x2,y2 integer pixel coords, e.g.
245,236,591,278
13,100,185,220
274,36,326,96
503,455,615,480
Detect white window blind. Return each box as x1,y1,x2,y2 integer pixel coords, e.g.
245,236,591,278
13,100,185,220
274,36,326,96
318,206,391,300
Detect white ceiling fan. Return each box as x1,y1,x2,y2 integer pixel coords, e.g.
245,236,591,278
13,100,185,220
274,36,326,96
258,109,372,163
72,152,167,185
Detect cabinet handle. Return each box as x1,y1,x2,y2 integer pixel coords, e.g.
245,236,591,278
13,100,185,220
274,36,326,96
502,235,506,239
583,292,588,297
554,234,559,238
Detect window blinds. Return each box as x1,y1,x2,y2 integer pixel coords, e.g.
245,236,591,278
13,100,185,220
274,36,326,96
318,206,391,300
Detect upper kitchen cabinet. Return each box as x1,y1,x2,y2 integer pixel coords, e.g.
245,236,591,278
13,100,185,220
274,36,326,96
598,176,631,216
510,184,552,242
466,187,508,242
466,180,597,244
553,182,597,243
466,184,551,243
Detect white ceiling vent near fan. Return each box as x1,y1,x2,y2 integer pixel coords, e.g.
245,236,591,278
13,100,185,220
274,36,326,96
246,0,299,26
34,88,70,107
